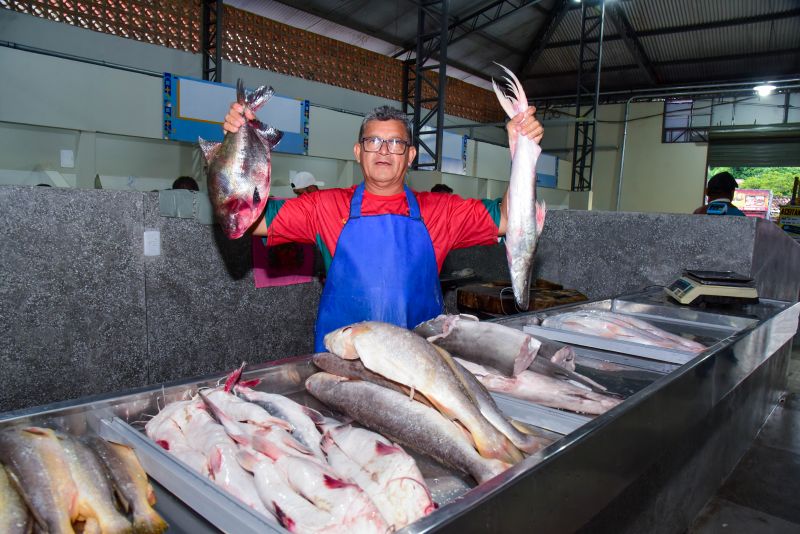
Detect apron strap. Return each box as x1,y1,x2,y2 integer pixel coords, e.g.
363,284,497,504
349,182,422,220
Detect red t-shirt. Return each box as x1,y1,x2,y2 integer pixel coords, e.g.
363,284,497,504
266,186,499,272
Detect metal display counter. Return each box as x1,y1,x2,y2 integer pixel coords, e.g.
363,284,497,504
1,289,796,533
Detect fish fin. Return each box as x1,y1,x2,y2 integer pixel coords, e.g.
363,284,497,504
459,313,480,321
375,441,403,456
495,63,528,113
197,390,252,446
408,386,415,401
491,77,518,120
198,137,222,163
246,85,275,112
251,119,284,149
535,199,547,236
223,362,247,393
273,503,295,531
236,449,261,472
252,434,287,460
236,78,246,105
432,345,480,408
301,405,326,426
323,474,356,489
283,434,314,455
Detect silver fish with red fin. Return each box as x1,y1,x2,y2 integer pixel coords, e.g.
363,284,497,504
492,64,546,310
200,79,283,239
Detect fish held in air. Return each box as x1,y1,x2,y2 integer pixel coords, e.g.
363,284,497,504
306,372,508,485
324,322,523,464
87,437,168,534
492,64,545,310
200,78,283,239
0,427,78,534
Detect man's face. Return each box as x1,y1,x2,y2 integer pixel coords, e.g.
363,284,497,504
354,119,416,191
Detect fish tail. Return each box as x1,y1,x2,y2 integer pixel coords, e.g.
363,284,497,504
492,63,528,117
236,78,246,105
133,508,169,534
247,85,275,113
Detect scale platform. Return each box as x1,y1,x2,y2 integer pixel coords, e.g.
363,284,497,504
664,270,759,306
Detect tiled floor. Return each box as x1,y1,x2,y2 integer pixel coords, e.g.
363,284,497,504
688,348,800,533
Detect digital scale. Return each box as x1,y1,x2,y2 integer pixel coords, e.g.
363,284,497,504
664,270,759,306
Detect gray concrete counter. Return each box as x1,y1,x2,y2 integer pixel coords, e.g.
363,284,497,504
2,185,798,412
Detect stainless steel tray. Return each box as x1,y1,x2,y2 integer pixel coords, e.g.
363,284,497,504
1,355,639,533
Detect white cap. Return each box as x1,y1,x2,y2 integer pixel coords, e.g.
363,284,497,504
291,171,324,189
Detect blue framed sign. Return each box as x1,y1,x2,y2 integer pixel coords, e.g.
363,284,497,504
162,73,309,155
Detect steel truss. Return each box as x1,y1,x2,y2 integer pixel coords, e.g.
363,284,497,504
202,0,223,82
402,0,449,171
571,0,605,192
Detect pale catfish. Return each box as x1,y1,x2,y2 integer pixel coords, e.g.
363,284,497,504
323,322,523,464
492,64,545,310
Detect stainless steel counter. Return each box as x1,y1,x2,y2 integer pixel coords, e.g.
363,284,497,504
1,290,796,533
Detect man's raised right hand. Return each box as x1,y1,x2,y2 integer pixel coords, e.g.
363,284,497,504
223,102,255,134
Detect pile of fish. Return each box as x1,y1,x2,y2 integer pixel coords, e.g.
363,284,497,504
0,426,167,534
307,322,555,487
540,310,706,352
415,314,622,415
145,379,434,533
492,63,546,310
200,78,283,239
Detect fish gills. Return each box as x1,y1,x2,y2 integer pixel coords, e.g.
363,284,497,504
492,63,545,310
0,427,78,534
87,438,168,534
306,372,508,485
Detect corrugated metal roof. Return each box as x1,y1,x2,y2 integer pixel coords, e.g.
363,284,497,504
226,0,800,99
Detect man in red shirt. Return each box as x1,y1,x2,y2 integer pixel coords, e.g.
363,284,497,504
224,103,543,350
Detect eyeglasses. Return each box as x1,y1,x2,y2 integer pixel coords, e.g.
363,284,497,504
360,136,411,155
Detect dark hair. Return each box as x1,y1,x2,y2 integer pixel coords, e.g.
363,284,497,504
707,172,738,196
359,106,413,142
431,184,454,193
172,176,199,191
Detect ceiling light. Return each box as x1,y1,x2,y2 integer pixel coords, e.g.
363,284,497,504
754,84,776,97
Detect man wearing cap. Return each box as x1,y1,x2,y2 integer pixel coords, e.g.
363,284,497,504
224,103,543,351
291,171,324,196
693,171,746,216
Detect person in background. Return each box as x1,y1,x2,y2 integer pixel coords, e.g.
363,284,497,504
291,171,324,196
431,183,454,194
224,104,542,351
172,176,199,191
693,171,746,216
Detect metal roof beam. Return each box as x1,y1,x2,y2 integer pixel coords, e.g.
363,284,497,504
545,7,800,49
518,0,572,76
398,0,542,57
525,47,800,81
604,2,658,85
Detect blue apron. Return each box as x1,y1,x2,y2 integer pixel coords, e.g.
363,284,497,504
314,183,444,351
